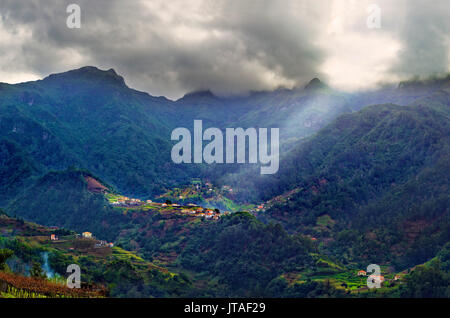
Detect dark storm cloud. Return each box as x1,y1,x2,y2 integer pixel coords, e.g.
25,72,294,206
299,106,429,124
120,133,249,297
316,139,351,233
0,0,449,98
389,0,450,78
0,0,327,99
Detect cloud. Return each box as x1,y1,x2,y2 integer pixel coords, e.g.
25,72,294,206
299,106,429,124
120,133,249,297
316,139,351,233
388,0,450,79
0,0,448,98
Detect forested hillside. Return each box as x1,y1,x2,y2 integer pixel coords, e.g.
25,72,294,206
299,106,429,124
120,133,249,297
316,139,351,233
254,104,449,269
1,68,449,298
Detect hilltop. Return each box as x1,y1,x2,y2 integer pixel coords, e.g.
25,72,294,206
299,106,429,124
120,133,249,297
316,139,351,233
0,212,191,298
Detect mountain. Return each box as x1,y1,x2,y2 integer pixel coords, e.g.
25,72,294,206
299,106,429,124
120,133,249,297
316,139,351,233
304,78,327,91
254,103,449,268
0,67,361,201
6,168,127,241
0,66,198,199
1,67,449,297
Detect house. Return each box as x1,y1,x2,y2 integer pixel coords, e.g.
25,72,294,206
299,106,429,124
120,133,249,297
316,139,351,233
146,200,152,203
369,275,385,284
394,275,401,281
82,232,92,238
50,234,58,241
357,270,367,276
108,243,114,248
162,203,167,207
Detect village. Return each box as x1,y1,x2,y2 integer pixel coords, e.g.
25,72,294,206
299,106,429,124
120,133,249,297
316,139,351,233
155,179,267,215
354,269,402,287
106,193,230,221
49,231,115,250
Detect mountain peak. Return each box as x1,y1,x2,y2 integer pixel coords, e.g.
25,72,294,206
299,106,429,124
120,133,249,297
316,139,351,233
179,90,218,101
44,66,127,87
304,78,326,90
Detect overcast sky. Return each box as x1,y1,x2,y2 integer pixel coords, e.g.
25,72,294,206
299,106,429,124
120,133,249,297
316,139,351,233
0,0,449,99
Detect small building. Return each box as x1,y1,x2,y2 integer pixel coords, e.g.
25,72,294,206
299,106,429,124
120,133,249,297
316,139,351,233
394,275,401,281
162,203,167,207
82,232,92,238
205,212,214,219
146,200,152,203
50,234,58,241
368,275,385,284
108,243,114,248
357,270,367,276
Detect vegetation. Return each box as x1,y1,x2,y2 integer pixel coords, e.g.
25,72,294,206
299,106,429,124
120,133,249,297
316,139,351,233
1,69,449,297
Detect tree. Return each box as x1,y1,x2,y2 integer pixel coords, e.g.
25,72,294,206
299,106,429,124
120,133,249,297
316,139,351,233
401,261,450,298
0,249,13,271
30,261,46,279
